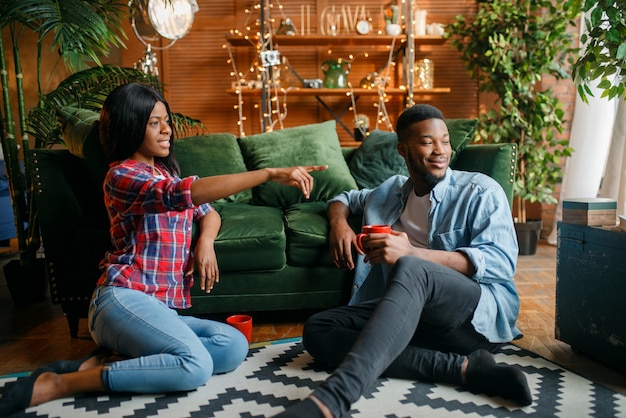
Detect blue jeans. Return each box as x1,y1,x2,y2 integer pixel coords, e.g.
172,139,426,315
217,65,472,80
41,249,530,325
88,285,248,393
303,256,498,416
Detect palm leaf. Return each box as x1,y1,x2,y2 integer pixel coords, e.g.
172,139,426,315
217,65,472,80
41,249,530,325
26,65,206,148
0,0,128,69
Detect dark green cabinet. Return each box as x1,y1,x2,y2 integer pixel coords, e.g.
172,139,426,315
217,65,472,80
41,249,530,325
556,222,626,371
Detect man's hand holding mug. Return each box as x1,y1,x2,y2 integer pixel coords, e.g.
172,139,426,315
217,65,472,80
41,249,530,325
356,224,393,253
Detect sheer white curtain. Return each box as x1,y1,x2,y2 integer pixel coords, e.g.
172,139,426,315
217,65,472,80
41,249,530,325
547,87,622,245
547,8,626,245
598,99,626,213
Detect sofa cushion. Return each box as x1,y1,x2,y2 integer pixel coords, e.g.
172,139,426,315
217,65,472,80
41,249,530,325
175,134,252,203
211,203,286,272
285,202,363,267
348,118,477,189
284,202,333,267
348,129,408,190
56,106,109,186
238,121,358,208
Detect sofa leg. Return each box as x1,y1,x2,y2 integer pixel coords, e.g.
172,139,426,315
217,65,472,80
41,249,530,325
65,313,79,338
60,300,90,338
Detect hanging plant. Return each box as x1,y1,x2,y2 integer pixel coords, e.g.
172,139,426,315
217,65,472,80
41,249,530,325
571,0,626,102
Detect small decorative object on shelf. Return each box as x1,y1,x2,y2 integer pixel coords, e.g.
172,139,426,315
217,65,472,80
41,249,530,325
356,18,372,35
355,5,372,35
426,22,445,35
384,2,401,36
321,59,351,88
414,59,434,89
303,78,323,88
413,8,428,35
359,72,381,89
354,114,370,142
276,17,296,36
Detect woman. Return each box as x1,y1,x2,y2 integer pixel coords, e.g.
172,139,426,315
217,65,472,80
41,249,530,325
0,83,327,414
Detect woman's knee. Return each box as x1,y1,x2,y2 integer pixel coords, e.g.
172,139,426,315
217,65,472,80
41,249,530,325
213,328,249,374
169,345,216,390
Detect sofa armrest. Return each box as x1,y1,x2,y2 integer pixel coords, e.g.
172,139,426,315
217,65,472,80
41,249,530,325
30,149,110,303
451,143,517,207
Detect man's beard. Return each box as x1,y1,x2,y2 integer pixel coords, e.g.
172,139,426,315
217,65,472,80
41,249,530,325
408,158,446,186
424,172,444,186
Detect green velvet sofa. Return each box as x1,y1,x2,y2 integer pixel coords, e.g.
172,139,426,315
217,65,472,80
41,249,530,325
30,108,516,337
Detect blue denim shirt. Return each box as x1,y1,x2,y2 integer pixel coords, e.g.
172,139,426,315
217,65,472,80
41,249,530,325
328,168,521,343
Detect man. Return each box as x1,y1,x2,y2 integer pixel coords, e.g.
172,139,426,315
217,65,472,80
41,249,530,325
274,104,531,418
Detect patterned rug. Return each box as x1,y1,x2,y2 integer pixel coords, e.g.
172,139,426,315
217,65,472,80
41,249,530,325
3,337,626,417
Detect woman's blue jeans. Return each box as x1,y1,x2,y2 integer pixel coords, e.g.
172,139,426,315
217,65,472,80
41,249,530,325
88,285,248,393
303,256,498,417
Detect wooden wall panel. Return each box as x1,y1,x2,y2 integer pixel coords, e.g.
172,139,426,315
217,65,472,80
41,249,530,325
122,0,479,144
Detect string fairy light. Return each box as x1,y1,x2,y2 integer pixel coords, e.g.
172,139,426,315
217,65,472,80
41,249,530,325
227,0,407,136
225,43,246,137
226,0,292,134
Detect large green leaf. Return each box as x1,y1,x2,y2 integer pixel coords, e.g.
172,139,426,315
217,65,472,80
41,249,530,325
572,0,626,103
0,0,127,69
27,66,205,148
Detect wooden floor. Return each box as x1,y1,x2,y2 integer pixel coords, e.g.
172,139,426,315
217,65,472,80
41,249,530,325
1,240,625,395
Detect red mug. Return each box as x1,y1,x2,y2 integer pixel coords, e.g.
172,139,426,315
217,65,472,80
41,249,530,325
226,314,253,344
356,224,392,253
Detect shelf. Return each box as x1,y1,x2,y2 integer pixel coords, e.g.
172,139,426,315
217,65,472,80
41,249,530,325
228,87,451,97
225,34,446,47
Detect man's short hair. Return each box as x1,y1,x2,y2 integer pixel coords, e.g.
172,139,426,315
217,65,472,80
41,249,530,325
396,104,445,143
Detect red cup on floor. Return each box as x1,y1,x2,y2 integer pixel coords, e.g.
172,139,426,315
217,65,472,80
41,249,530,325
226,314,253,344
356,224,392,253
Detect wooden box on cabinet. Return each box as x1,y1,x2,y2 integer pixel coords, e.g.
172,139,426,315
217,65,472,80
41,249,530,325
555,222,626,371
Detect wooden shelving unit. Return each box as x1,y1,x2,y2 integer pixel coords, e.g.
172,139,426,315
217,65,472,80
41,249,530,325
227,87,451,96
225,2,450,139
225,34,447,47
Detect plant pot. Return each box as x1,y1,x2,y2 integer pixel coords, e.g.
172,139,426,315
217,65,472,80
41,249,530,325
385,23,401,36
514,220,542,256
3,258,48,305
354,128,368,142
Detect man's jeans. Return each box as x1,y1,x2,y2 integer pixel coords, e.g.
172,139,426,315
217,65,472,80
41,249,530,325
303,256,498,416
89,285,248,393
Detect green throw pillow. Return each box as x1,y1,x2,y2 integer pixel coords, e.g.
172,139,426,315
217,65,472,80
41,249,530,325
348,118,477,189
56,106,108,185
447,118,477,161
347,129,407,189
175,134,252,203
56,106,101,159
238,120,358,208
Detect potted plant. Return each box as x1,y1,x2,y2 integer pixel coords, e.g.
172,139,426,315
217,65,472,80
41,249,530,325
0,0,201,303
444,0,577,254
0,0,131,302
354,114,370,141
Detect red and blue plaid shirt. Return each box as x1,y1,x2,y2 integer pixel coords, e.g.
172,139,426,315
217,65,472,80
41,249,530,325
97,159,212,308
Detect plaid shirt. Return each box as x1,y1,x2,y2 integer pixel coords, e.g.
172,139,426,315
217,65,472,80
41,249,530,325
97,159,212,308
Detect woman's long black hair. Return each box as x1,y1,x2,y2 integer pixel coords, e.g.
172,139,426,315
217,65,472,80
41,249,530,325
99,83,180,176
